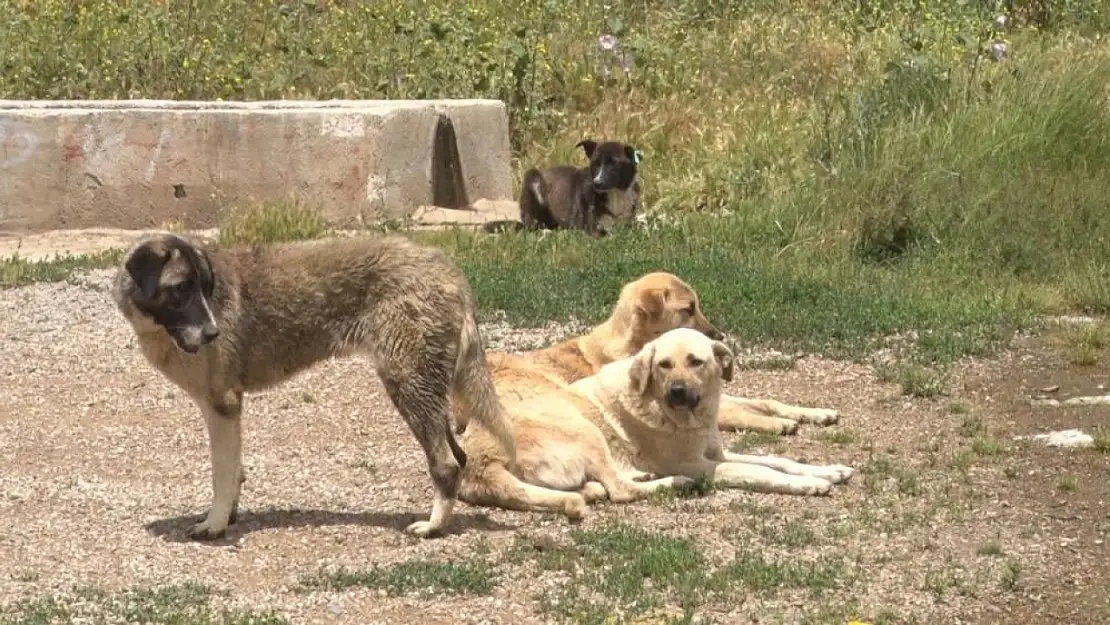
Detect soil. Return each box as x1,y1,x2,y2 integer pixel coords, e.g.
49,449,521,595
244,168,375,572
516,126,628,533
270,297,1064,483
0,262,1107,624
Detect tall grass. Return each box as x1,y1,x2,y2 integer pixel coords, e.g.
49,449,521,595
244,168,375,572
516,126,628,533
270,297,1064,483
2,0,1107,363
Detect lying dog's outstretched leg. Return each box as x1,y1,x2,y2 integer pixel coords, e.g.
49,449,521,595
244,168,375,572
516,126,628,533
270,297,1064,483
717,401,800,434
719,451,855,485
681,460,833,497
724,396,839,427
593,466,694,503
191,392,244,540
459,464,587,521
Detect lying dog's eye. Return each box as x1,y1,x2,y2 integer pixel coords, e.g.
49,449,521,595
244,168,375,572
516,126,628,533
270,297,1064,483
657,359,673,370
688,357,704,367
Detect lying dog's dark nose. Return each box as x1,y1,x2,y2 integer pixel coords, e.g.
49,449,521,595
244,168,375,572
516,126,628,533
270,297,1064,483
201,325,220,343
666,381,700,408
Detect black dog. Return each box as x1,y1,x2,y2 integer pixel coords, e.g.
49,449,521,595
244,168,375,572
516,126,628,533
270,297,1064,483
483,139,643,237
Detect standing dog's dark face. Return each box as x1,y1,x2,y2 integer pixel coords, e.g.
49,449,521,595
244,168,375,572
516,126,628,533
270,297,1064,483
576,139,642,192
123,235,219,354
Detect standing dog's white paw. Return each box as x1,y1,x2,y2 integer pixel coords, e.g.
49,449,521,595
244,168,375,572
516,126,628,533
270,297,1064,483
188,518,228,541
404,520,445,539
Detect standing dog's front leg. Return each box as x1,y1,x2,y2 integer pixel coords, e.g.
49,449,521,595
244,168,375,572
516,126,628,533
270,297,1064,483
190,391,244,540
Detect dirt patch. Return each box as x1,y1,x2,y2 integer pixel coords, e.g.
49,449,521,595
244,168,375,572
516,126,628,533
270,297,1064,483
1,271,1108,624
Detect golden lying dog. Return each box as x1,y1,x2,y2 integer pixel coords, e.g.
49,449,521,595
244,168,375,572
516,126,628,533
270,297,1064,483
454,271,839,437
458,328,854,519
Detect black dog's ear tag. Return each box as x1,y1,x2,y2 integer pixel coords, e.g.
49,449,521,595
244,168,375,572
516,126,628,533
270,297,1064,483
633,150,644,164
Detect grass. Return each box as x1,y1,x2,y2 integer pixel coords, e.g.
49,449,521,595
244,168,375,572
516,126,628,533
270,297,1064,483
0,250,122,289
1056,321,1110,367
297,558,496,597
0,2,1107,366
0,583,287,625
516,522,852,624
1093,428,1110,453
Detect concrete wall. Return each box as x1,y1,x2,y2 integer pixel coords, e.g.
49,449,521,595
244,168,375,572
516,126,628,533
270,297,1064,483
0,99,515,233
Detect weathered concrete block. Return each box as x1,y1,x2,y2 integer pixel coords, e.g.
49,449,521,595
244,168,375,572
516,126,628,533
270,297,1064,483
0,99,514,233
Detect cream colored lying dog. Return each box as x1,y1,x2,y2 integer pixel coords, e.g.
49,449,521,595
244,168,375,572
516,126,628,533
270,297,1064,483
458,328,854,519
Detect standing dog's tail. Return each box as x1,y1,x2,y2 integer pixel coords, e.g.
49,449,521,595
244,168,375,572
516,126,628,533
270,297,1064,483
452,308,517,465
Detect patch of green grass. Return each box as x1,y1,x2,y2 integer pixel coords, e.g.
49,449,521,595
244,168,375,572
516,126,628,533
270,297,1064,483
1056,474,1079,492
0,582,287,625
646,474,716,506
875,362,948,398
959,415,987,438
0,250,122,289
1058,322,1110,366
729,431,785,453
297,558,495,597
1093,428,1110,453
218,200,331,247
971,438,1007,458
1000,559,1023,592
861,455,922,496
978,541,1004,557
525,522,850,625
816,429,857,446
757,519,820,549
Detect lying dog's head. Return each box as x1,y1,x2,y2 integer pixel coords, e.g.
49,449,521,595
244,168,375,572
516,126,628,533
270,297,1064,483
628,328,734,421
116,233,219,354
615,272,725,346
576,139,642,192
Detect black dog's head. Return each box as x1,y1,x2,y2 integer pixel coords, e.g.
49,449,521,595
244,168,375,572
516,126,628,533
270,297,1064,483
576,139,642,192
122,234,219,354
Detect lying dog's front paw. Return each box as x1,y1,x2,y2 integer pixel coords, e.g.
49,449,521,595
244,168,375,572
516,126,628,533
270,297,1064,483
798,408,839,426
804,464,855,484
778,418,801,435
564,494,588,522
793,477,833,497
188,519,228,541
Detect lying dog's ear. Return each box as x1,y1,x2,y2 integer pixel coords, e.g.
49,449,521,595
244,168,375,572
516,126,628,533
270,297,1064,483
576,139,598,159
711,340,735,382
625,145,644,165
125,243,168,300
635,287,668,318
629,343,656,395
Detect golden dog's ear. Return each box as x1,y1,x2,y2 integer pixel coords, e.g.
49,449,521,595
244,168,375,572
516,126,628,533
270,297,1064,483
635,288,668,318
629,344,656,395
711,340,735,382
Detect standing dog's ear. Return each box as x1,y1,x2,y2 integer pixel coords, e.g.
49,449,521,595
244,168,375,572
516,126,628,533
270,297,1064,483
634,287,669,319
576,140,598,159
181,244,216,298
125,244,168,300
629,343,657,395
711,340,735,383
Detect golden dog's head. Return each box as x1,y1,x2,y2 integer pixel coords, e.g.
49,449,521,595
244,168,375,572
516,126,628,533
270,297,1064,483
628,328,734,423
614,272,724,346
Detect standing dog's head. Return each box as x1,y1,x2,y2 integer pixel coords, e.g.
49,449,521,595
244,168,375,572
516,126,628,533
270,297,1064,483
115,233,219,354
576,139,642,192
613,272,725,347
628,328,734,426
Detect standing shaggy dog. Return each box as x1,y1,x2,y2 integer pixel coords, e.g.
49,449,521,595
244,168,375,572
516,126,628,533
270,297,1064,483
111,232,516,541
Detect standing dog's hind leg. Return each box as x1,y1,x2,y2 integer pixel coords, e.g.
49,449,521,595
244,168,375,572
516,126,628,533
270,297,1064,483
379,370,464,539
190,392,244,540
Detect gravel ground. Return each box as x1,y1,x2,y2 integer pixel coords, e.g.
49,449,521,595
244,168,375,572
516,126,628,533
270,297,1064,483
2,268,1108,624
